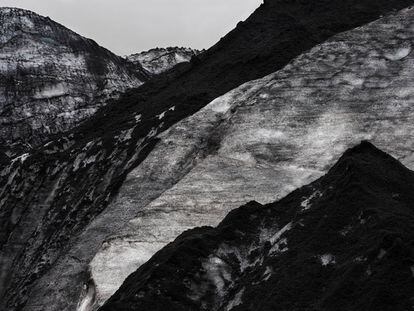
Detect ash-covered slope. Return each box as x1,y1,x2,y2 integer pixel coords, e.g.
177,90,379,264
86,5,414,308
101,142,414,311
127,47,201,75
0,7,148,157
1,1,413,310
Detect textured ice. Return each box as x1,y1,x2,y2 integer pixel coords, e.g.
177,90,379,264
90,238,165,305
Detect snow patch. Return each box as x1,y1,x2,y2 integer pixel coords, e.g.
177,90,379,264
225,288,244,311
11,153,29,164
202,256,233,296
263,266,272,281
21,16,34,29
134,114,142,122
377,249,387,260
84,155,98,166
90,239,165,307
72,152,86,172
118,128,135,142
270,237,288,254
158,111,166,120
76,281,96,311
269,222,292,245
266,222,292,255
384,46,411,60
319,254,336,266
216,244,262,272
33,83,68,99
174,52,188,63
209,93,233,113
300,190,322,211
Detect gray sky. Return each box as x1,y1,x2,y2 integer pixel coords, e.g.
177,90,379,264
1,0,262,56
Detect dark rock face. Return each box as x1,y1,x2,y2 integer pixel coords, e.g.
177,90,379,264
1,1,413,310
100,142,414,311
0,8,148,158
127,47,202,75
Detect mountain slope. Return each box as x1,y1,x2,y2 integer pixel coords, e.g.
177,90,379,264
100,142,414,311
127,47,201,75
0,7,148,157
1,1,414,310
84,5,414,308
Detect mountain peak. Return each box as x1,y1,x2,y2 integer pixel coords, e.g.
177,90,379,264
0,7,37,14
0,7,148,157
332,140,395,171
328,141,411,187
341,140,389,158
127,47,201,75
0,7,56,30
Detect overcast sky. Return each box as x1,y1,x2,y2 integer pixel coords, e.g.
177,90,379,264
2,0,262,56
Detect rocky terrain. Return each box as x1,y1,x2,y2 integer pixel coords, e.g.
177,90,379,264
85,6,414,307
1,0,414,310
127,47,201,75
100,142,414,311
0,7,149,158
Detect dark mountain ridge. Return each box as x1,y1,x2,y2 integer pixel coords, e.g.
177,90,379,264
71,0,414,140
100,141,414,311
